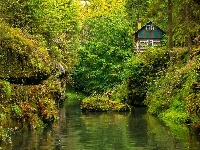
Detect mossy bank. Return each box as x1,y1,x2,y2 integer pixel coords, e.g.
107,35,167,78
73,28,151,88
0,23,68,143
145,48,200,125
120,47,200,127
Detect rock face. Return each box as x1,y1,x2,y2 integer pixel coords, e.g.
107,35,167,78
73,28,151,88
0,23,67,130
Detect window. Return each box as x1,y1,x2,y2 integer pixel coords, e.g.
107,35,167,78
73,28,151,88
146,25,154,31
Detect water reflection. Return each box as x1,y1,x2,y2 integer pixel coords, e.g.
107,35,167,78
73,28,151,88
3,98,200,150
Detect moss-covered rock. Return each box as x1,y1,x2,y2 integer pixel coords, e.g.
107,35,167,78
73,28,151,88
0,22,67,134
0,0,80,142
81,96,131,112
0,23,53,79
0,78,63,131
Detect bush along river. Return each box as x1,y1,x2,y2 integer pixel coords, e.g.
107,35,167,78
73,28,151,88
1,92,200,150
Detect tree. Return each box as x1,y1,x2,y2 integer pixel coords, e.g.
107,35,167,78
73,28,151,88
125,0,148,30
72,0,133,94
173,0,200,56
0,0,81,73
146,0,200,55
168,0,173,53
185,0,192,57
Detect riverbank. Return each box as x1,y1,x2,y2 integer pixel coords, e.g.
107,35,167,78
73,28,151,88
122,47,200,127
145,48,200,125
2,95,200,150
73,46,200,127
0,23,68,143
0,0,80,144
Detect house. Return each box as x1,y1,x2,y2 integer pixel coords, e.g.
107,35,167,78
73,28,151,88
133,21,166,51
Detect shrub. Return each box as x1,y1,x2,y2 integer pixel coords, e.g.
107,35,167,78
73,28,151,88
81,95,131,112
123,47,170,105
145,48,199,123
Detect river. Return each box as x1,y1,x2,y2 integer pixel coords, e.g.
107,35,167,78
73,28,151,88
2,95,200,150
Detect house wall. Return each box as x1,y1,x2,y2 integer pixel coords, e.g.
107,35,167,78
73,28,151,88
135,38,162,51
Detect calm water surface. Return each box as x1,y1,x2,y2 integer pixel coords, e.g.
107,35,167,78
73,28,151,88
4,97,200,150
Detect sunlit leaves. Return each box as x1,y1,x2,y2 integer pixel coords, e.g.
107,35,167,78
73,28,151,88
145,0,200,48
0,0,81,74
72,0,133,94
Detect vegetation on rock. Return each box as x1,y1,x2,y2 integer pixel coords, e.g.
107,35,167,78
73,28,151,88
0,22,52,79
123,47,170,105
81,96,131,112
145,48,200,124
0,0,81,143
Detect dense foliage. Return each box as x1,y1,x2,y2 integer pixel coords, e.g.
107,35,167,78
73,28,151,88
72,0,200,125
0,0,200,145
0,0,81,142
72,0,133,94
0,0,80,73
124,48,170,105
145,48,199,124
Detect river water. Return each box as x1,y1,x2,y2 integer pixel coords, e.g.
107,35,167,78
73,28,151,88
3,96,200,150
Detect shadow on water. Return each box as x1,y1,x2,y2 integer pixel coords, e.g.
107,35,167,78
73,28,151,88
2,95,200,150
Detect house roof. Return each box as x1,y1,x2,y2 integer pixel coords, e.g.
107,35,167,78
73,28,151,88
133,21,166,35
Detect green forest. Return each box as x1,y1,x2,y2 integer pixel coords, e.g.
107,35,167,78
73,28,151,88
0,0,200,144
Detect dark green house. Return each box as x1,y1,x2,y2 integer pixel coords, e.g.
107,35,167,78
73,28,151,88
133,21,166,51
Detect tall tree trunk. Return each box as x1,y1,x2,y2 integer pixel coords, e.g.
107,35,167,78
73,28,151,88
185,1,193,58
168,0,173,56
168,0,173,55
